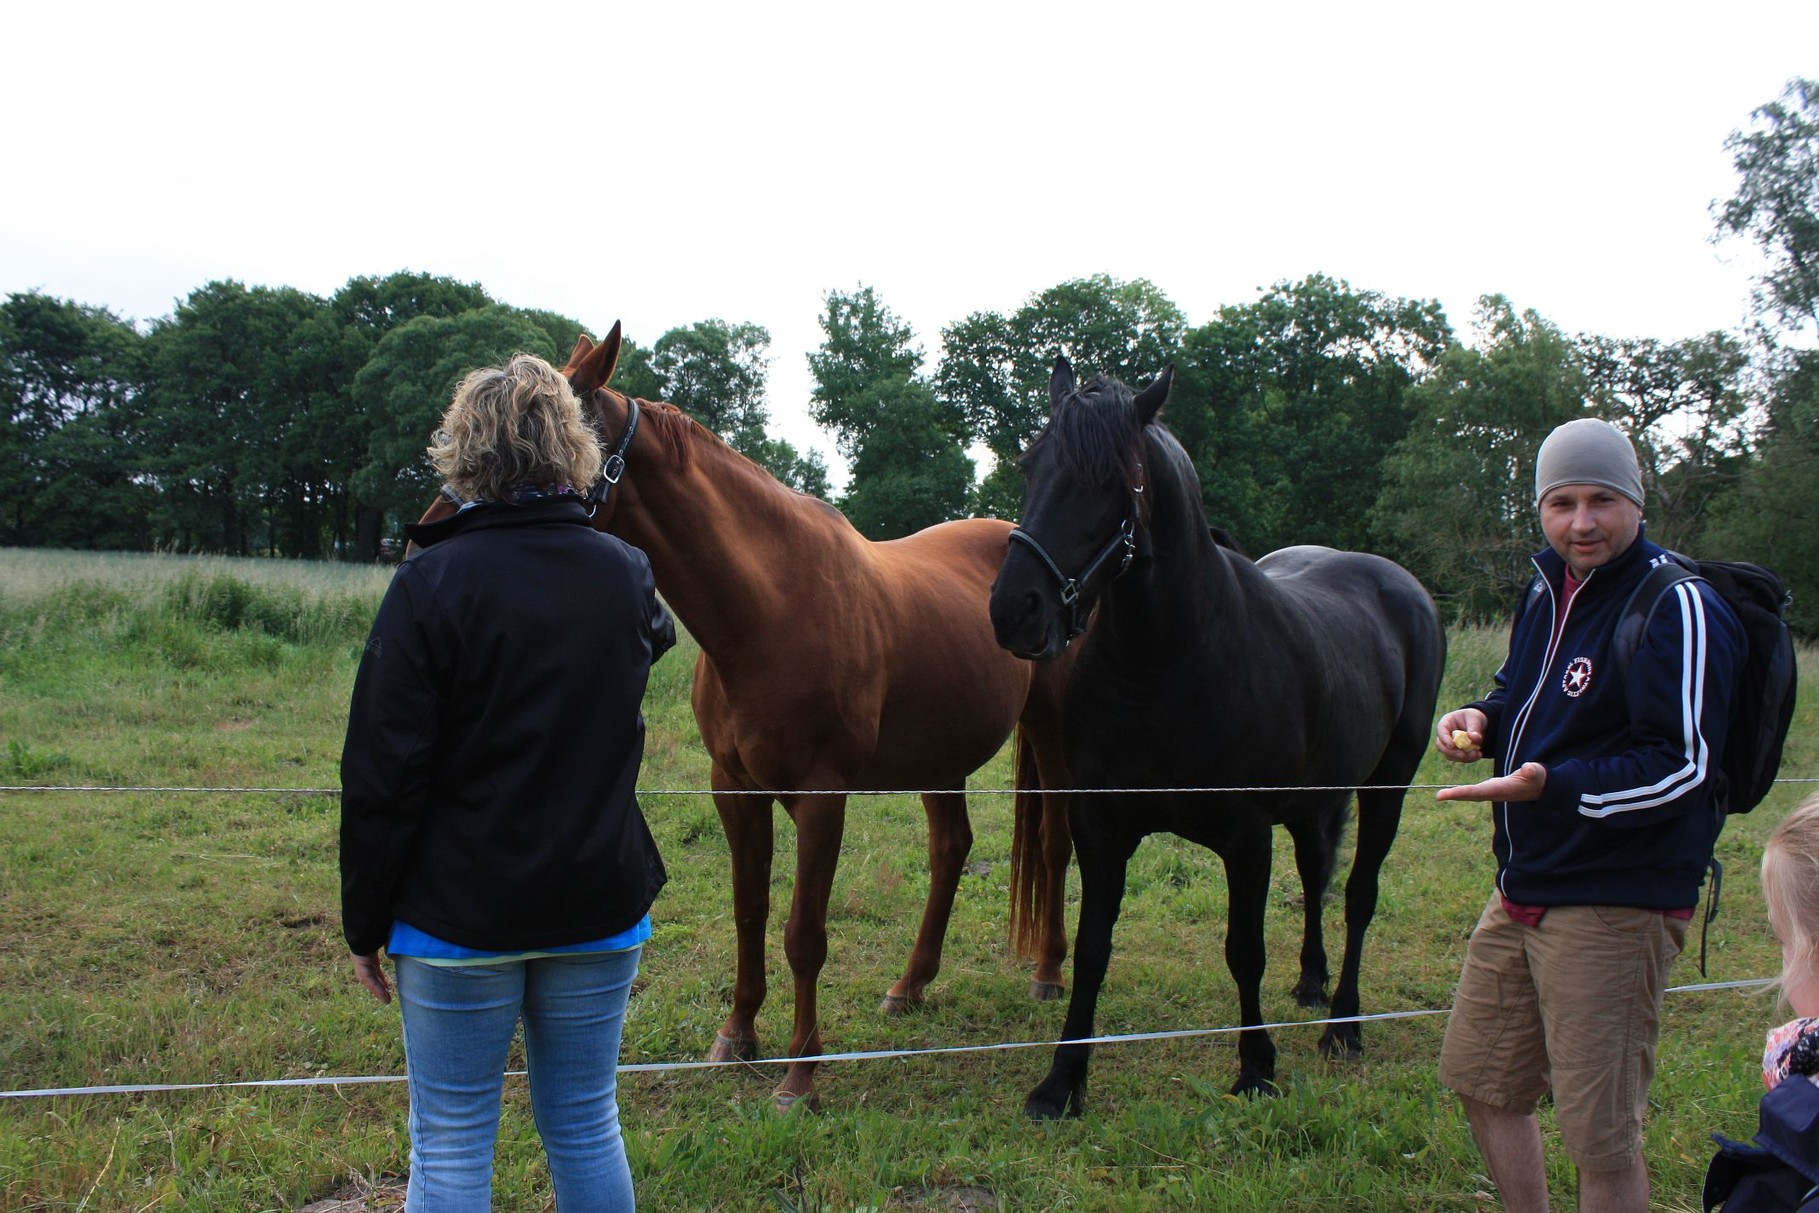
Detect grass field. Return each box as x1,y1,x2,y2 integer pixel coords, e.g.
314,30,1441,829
0,547,1810,1211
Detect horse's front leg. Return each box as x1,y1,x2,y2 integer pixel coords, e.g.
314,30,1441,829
883,789,971,1013
1320,788,1405,1060
708,779,773,1064
1026,802,1138,1120
1221,819,1279,1097
773,790,847,1112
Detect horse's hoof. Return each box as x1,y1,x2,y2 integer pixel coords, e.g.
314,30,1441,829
1291,982,1328,1009
708,1031,758,1063
1319,1030,1364,1061
1023,1091,1083,1120
1230,1064,1281,1098
771,1088,820,1115
1028,979,1065,1002
880,992,919,1016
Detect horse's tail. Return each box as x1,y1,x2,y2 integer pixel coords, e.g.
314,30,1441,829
1008,727,1051,963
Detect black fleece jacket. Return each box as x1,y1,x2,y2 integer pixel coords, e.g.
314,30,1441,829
339,500,674,955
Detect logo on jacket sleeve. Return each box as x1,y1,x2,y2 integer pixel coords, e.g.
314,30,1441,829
1561,656,1594,697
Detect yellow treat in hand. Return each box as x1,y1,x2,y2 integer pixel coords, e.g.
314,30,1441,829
1452,730,1474,750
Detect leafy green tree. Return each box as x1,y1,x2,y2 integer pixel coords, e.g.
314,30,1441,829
938,274,1186,520
809,287,970,534
318,273,498,559
1701,78,1819,633
1703,352,1819,633
606,333,664,402
352,307,559,524
515,308,595,368
1714,77,1819,341
1170,275,1450,554
1577,331,1752,553
331,272,493,334
839,379,974,539
1371,298,1586,619
0,291,150,547
650,320,772,451
139,280,329,555
807,286,924,458
746,437,832,499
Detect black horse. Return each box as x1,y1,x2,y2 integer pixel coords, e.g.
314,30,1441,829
988,357,1446,1118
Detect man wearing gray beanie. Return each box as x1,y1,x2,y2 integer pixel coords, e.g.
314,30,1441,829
1429,417,1745,1212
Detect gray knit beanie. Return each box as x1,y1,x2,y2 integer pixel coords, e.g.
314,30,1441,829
1534,418,1644,508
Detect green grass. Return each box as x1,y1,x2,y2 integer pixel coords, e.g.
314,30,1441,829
0,547,1810,1211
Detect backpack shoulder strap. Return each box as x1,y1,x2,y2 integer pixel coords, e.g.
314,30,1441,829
1613,553,1702,683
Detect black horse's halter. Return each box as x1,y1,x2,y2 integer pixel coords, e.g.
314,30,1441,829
435,394,640,518
1005,478,1145,641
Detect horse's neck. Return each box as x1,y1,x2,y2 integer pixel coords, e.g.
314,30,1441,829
613,428,863,664
1100,461,1252,655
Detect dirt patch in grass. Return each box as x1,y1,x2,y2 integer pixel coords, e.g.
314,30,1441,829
300,1172,407,1212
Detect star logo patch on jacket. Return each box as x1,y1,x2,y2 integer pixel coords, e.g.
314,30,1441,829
1561,656,1593,697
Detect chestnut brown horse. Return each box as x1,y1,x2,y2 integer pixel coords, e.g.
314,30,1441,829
413,324,1075,1111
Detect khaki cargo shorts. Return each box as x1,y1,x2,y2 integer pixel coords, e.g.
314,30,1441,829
1438,890,1686,1171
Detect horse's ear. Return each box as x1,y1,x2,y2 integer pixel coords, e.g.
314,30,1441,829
566,320,624,396
1049,355,1076,409
1132,364,1174,423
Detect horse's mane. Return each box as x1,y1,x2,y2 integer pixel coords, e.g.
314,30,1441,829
1023,374,1146,490
594,387,839,516
587,387,724,475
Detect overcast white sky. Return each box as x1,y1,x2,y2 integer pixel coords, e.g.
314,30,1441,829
5,2,1815,483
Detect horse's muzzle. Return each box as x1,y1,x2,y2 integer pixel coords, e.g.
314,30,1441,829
989,588,1065,663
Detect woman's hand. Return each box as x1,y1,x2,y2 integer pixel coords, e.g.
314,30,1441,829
352,952,393,1004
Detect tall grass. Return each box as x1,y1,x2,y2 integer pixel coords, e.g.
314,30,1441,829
0,549,1809,1211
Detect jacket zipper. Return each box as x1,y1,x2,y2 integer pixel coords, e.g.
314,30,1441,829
1497,563,1594,895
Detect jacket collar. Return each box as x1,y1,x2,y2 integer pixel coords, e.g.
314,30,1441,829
404,498,594,549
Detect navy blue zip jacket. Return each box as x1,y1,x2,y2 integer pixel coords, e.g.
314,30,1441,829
1470,529,1744,910
339,499,674,956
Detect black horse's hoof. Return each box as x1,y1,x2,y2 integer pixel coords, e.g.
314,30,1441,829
1024,1081,1083,1120
1318,1029,1363,1061
1024,1094,1081,1120
1291,981,1329,1010
1229,1072,1281,1099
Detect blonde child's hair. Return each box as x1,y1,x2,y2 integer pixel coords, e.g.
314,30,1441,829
1762,792,1819,1000
428,354,601,502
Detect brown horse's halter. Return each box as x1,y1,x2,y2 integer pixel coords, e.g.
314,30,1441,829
1005,478,1144,642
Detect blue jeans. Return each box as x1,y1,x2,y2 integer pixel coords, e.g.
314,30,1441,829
394,949,641,1213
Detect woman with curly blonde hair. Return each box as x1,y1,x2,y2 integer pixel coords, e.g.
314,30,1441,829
341,351,673,1212
428,354,603,505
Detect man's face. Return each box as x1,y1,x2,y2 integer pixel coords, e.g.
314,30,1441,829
1539,483,1642,579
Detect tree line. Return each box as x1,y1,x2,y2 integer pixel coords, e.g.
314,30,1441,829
4,80,1815,629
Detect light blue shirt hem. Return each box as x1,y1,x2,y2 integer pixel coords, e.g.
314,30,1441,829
387,914,651,965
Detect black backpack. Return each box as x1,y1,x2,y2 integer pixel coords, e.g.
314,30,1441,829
1704,1076,1819,1212
1611,553,1797,816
